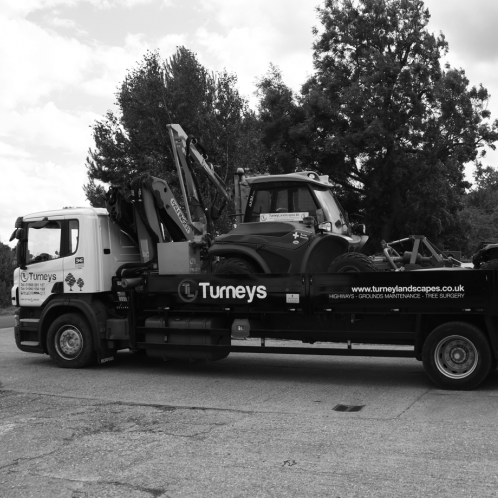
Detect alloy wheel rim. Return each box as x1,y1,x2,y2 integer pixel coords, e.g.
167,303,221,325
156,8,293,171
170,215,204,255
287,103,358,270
434,335,478,379
55,326,83,360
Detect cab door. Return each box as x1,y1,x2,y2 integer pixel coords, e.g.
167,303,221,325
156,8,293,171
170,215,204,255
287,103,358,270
19,217,64,307
62,217,99,294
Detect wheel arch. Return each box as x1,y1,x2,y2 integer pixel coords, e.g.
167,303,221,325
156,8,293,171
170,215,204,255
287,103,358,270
474,245,498,267
415,314,498,362
40,295,108,354
482,246,498,261
299,235,349,274
421,319,494,389
209,244,270,273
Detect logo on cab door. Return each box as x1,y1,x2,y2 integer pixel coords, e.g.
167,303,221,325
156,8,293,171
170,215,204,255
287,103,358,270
21,272,57,283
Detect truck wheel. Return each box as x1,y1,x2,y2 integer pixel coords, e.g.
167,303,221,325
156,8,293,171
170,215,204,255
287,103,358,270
46,313,96,368
481,259,498,270
422,322,492,390
213,257,257,274
327,253,378,273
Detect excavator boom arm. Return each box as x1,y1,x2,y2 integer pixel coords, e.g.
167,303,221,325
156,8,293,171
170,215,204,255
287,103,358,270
167,124,233,209
106,124,233,265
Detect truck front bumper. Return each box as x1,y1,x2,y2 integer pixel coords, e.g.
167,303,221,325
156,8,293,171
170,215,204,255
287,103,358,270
14,319,45,354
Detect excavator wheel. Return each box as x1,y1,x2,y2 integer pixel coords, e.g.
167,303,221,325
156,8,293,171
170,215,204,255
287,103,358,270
213,257,257,274
327,252,378,273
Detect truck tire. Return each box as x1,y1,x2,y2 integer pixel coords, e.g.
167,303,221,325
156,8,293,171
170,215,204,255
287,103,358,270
422,322,492,390
46,313,96,368
327,253,378,273
213,257,257,274
481,259,498,270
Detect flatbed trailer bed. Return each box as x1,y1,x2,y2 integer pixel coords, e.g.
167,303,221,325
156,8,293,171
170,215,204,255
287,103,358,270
16,267,498,390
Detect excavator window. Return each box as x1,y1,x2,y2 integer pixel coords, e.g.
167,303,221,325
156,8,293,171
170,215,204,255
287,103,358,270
246,184,318,222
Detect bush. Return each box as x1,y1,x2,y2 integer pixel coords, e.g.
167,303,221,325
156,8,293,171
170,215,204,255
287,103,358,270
0,281,11,308
0,242,15,309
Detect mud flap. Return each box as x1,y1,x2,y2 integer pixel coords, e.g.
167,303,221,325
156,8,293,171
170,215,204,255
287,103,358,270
97,349,116,365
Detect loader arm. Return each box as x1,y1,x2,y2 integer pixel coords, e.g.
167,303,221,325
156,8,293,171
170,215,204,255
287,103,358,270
106,175,197,264
107,124,233,267
167,124,233,227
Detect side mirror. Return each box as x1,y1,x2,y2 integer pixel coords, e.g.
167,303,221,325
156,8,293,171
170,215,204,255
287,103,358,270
16,240,26,269
9,228,25,242
353,224,366,235
318,221,332,232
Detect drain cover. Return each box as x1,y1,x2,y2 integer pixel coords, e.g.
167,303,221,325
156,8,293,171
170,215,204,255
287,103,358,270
333,404,364,412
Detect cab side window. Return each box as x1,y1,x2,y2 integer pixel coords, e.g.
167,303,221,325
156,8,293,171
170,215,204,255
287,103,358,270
68,220,79,255
26,221,62,264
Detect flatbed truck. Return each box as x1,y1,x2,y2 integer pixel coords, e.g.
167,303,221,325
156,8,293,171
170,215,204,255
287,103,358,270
10,208,498,391
10,124,498,391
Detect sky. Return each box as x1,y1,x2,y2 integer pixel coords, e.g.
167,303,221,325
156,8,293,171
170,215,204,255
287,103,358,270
1,0,498,246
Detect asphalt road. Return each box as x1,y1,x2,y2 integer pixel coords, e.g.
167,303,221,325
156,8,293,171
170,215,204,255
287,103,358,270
0,315,15,328
1,325,498,498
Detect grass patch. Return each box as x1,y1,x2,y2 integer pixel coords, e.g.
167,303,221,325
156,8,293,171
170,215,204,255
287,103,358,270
0,306,19,316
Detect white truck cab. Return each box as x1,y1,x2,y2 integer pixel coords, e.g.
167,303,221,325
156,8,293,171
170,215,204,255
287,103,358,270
11,207,140,308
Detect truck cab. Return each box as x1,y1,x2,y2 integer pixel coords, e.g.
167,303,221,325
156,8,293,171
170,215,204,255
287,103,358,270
11,208,140,309
11,208,141,359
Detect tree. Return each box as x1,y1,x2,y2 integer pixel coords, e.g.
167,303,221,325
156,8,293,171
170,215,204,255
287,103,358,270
256,64,306,175
455,165,498,255
84,48,264,232
258,0,498,249
0,242,15,308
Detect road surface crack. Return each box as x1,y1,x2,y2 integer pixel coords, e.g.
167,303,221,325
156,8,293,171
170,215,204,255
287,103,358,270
0,447,61,473
396,388,431,418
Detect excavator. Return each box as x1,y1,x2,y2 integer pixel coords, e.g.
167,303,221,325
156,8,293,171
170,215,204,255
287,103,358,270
105,124,371,279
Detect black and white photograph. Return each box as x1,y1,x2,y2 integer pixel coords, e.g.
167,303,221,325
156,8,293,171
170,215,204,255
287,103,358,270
1,0,498,496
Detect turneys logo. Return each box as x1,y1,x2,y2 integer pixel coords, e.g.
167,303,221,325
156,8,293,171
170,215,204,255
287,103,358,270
177,280,267,303
21,272,56,283
178,279,198,303
199,283,267,302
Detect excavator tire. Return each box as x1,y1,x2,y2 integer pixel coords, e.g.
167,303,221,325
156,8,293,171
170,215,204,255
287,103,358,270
213,257,257,274
327,252,378,273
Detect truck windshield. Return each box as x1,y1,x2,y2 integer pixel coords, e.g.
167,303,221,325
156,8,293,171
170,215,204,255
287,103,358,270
26,221,62,264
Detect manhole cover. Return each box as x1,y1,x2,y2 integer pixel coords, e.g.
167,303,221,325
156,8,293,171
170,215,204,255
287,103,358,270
333,404,364,412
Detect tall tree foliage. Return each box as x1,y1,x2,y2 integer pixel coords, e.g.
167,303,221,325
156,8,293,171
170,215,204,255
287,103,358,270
84,47,262,215
256,65,305,175
0,242,15,308
456,166,498,255
258,0,498,249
